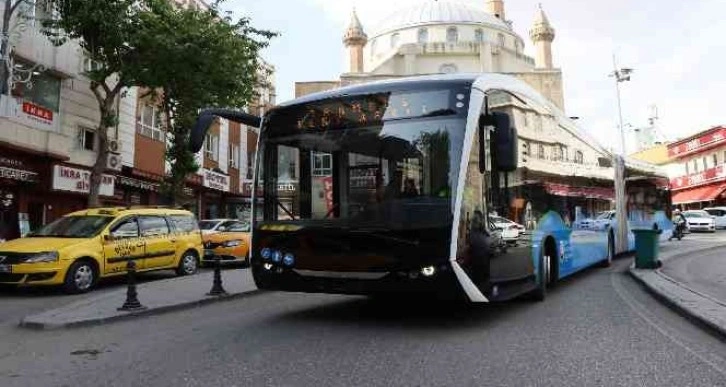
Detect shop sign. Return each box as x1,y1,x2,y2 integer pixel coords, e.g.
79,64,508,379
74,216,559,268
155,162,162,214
22,101,53,122
52,165,115,196
670,164,726,190
667,127,726,158
0,157,38,182
202,169,230,192
117,176,159,192
0,96,59,131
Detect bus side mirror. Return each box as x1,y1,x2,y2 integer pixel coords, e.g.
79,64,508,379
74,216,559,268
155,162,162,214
492,112,518,172
190,109,263,153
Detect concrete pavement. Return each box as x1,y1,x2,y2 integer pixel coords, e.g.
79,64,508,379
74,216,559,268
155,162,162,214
19,268,260,330
629,232,726,339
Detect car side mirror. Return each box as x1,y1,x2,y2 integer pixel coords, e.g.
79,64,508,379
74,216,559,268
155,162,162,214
478,112,518,173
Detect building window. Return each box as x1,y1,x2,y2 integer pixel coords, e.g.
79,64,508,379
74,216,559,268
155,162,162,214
538,144,545,159
229,143,240,169
703,156,708,170
446,27,458,43
417,28,428,43
685,162,689,175
723,151,726,165
574,150,584,164
246,151,255,179
552,146,563,161
138,104,164,141
78,127,96,151
713,154,718,168
390,33,400,48
11,61,61,113
498,33,505,47
439,63,458,74
693,159,699,173
312,152,332,176
82,56,103,73
204,133,219,161
474,29,484,43
514,40,521,54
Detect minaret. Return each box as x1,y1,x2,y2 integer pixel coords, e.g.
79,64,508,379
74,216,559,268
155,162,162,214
529,4,556,69
486,0,506,20
343,9,367,73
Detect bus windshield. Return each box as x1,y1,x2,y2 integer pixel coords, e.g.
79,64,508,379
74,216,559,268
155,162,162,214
257,88,467,230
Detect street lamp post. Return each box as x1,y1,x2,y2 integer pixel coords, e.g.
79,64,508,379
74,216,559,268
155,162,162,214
609,55,633,255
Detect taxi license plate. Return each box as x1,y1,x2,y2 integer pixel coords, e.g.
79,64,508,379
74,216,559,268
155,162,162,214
0,264,11,273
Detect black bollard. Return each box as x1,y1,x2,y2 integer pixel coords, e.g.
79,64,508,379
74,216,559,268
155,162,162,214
207,256,227,296
118,259,146,311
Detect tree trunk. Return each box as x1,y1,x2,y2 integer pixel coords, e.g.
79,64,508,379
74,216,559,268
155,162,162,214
87,98,114,208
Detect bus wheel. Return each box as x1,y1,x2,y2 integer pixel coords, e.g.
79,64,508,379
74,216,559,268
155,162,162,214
532,251,550,302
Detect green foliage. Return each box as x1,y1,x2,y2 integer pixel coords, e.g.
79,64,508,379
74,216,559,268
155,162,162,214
136,1,276,204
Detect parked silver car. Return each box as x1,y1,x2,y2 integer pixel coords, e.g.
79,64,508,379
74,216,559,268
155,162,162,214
703,207,726,229
682,210,716,232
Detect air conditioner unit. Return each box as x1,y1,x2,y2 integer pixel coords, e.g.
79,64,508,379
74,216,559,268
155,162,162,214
106,153,122,171
107,139,121,154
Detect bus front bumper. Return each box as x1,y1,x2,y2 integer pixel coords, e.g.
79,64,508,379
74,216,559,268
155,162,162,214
253,262,465,298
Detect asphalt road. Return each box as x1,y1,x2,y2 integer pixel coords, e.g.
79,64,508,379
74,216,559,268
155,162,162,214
662,243,726,302
1,249,726,386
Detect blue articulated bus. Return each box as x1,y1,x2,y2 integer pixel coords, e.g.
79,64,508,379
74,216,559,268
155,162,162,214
190,73,671,302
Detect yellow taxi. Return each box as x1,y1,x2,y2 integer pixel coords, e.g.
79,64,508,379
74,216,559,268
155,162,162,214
200,219,251,266
0,207,203,293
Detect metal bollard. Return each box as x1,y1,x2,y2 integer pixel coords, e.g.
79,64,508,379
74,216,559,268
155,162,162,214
207,256,227,296
118,259,146,311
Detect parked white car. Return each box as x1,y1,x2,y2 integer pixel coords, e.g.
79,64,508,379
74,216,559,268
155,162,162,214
682,210,716,233
703,207,726,229
198,219,250,235
490,215,526,242
592,210,615,231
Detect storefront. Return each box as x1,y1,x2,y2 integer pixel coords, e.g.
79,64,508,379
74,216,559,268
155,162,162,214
200,168,231,219
0,151,42,241
50,163,119,213
670,164,726,209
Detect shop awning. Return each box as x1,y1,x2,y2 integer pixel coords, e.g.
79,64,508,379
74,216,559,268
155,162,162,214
543,183,615,200
671,184,726,204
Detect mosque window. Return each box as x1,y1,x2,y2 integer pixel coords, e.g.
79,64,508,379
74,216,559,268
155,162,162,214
574,151,584,164
498,33,505,47
418,28,428,43
390,33,400,48
439,64,458,74
474,29,484,43
514,40,521,53
446,27,458,43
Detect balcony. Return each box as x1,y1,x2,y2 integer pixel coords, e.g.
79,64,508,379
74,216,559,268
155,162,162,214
13,25,78,78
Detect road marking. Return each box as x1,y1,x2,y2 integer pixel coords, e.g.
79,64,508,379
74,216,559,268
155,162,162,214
611,271,726,376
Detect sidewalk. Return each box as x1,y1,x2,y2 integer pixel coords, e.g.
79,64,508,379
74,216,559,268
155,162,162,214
19,268,260,330
629,236,726,339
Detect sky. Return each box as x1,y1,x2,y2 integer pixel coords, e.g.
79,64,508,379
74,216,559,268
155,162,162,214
224,0,726,152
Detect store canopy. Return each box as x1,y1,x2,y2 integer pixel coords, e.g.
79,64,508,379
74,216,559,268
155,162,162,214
671,184,726,205
543,183,614,200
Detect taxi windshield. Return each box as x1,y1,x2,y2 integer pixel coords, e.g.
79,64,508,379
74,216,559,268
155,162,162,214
29,216,114,238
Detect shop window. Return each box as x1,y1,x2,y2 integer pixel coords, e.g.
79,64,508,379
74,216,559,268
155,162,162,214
229,143,240,169
138,104,164,141
417,28,428,44
446,27,458,43
204,133,219,161
11,61,61,113
78,127,96,151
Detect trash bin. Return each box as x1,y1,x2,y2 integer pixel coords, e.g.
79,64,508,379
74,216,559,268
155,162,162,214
632,228,662,269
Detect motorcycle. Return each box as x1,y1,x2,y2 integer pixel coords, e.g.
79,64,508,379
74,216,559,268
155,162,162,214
669,219,686,241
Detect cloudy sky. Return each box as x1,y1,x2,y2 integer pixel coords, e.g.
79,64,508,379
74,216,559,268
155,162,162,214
224,0,726,152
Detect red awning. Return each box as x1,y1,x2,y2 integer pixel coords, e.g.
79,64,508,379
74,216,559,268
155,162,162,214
543,183,614,200
672,184,726,204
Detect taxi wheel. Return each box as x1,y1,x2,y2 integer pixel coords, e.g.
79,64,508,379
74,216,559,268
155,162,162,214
63,260,97,294
176,251,199,276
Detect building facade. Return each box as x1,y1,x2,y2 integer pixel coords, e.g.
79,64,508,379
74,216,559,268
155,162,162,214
667,126,726,209
0,0,274,241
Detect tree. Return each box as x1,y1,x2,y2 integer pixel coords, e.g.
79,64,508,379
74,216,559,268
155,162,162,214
136,1,275,204
43,0,157,207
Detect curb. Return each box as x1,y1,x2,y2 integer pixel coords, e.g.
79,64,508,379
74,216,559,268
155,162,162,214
18,289,266,331
628,244,726,340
